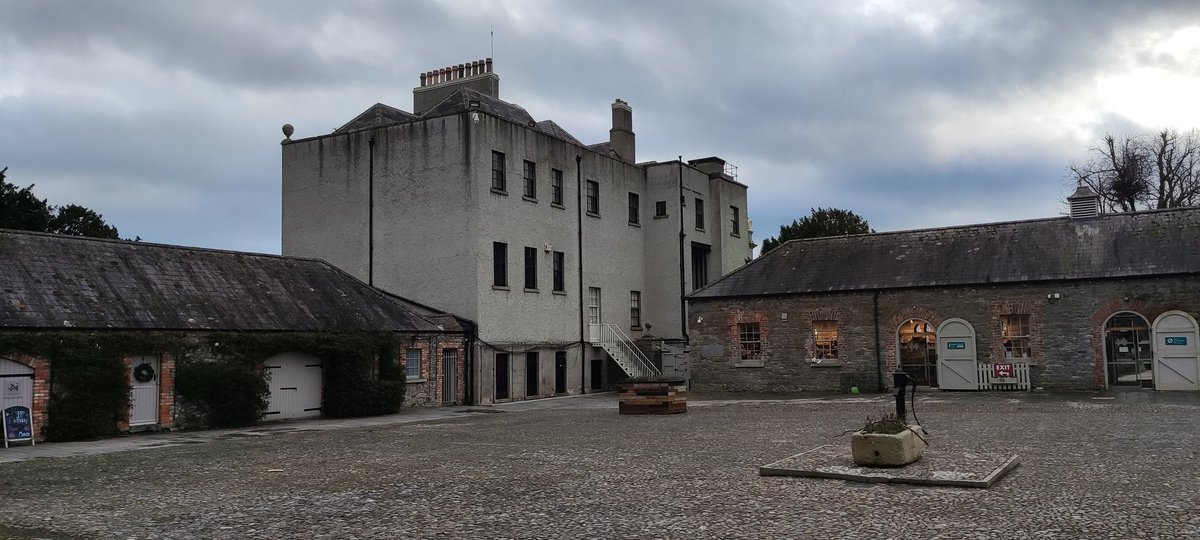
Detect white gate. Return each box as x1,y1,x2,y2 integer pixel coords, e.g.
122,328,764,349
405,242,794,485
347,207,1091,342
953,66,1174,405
129,355,161,427
1152,311,1200,391
936,318,979,390
1,358,35,413
264,353,323,419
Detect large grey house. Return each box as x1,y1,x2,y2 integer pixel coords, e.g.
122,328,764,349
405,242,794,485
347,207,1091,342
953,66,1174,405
281,59,753,404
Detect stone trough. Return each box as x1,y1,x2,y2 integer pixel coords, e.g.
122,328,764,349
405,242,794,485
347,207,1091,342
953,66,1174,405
760,445,1020,489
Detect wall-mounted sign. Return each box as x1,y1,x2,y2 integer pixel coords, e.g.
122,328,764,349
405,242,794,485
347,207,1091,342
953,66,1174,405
3,405,33,447
1165,336,1188,346
993,363,1015,378
947,342,966,350
2,379,22,399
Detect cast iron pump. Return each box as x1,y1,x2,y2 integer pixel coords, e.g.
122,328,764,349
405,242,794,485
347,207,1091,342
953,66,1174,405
893,367,910,422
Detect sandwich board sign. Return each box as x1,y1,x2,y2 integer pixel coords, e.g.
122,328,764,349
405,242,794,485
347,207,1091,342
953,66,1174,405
3,405,34,448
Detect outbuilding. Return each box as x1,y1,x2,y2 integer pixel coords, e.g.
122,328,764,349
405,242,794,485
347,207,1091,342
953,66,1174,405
0,230,467,442
687,191,1200,393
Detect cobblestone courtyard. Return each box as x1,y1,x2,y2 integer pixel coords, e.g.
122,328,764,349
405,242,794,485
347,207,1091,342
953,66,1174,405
1,392,1198,539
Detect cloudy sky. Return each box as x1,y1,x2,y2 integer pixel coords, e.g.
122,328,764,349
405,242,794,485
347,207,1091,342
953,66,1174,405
3,0,1199,253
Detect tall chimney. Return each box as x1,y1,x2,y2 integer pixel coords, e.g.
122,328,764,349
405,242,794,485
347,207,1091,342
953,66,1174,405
412,58,499,115
610,99,635,163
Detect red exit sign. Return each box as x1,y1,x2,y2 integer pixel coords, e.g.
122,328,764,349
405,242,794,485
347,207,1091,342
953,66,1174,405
993,363,1015,378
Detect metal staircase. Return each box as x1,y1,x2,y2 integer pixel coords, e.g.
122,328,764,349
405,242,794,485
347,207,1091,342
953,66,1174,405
593,324,661,379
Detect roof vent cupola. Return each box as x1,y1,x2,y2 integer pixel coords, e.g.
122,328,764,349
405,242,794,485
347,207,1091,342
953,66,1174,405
1067,186,1102,219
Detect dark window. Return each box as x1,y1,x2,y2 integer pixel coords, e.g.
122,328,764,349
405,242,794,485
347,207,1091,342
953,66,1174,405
691,243,710,291
654,200,667,217
493,242,507,287
491,151,506,192
628,193,640,224
739,322,762,361
525,351,539,398
695,198,705,230
554,351,567,394
552,251,565,292
586,180,599,214
523,160,536,199
524,246,537,290
630,291,641,328
495,353,510,399
551,168,563,205
730,206,740,235
405,349,421,379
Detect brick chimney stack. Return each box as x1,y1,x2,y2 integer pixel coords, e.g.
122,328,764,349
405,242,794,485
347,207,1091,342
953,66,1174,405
609,99,635,163
413,58,499,115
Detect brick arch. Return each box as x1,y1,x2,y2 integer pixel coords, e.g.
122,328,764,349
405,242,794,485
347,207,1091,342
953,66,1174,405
883,307,944,374
1089,299,1153,389
1,354,51,441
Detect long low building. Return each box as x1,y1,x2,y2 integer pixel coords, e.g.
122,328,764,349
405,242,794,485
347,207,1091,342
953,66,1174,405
686,189,1200,393
0,230,466,441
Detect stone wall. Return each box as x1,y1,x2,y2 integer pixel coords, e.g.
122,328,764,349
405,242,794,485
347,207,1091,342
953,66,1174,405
688,275,1200,393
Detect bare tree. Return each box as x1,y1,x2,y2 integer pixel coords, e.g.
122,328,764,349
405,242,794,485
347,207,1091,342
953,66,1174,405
1068,129,1200,212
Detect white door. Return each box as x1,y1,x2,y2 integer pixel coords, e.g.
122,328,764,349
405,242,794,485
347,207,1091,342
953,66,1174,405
264,353,323,419
1152,311,1200,391
587,287,602,343
936,319,979,390
129,355,160,426
1,358,35,413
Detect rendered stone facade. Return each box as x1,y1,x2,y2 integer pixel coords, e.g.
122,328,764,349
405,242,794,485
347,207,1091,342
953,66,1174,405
282,59,754,404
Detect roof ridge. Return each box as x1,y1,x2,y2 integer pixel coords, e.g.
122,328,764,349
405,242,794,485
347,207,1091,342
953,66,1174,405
0,228,327,265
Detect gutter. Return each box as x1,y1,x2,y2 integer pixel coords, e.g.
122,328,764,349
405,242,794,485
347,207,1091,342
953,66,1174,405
576,154,586,393
677,158,689,343
367,135,376,286
873,290,883,392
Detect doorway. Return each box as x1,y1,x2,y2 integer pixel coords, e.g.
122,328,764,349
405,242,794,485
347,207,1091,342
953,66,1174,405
495,353,510,400
525,352,540,398
898,319,938,386
1105,312,1153,388
554,351,567,394
587,287,602,343
128,355,161,427
1152,311,1200,391
442,349,458,404
936,318,979,390
590,358,604,390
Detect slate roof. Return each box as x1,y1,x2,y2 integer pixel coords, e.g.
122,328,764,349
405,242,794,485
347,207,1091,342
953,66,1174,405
690,207,1200,299
334,103,417,134
0,230,461,333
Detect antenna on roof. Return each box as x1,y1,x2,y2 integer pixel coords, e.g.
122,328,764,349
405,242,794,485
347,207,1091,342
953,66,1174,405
490,26,494,61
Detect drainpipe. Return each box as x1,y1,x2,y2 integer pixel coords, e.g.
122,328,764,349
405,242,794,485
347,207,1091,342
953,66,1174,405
874,290,883,392
367,135,376,286
678,158,689,343
576,154,586,393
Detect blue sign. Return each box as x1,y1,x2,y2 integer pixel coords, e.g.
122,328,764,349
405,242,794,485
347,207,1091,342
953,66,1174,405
1165,336,1188,346
947,341,966,350
3,406,33,442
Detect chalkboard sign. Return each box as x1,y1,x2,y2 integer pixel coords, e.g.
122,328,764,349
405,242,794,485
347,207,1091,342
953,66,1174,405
3,405,34,447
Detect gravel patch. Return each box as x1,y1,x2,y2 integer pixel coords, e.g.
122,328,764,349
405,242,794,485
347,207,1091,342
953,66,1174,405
0,395,1197,539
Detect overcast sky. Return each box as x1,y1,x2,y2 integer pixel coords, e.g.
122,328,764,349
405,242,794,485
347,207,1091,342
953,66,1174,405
3,0,1199,253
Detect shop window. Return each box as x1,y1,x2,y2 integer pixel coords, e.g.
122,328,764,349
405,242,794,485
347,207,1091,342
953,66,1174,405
739,322,762,361
1001,314,1032,359
814,320,838,359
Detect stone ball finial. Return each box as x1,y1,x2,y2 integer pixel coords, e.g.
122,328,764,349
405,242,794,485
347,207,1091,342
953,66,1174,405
282,124,294,140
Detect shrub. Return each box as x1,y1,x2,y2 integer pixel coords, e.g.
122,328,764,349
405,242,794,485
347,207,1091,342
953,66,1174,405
175,359,268,428
44,354,129,441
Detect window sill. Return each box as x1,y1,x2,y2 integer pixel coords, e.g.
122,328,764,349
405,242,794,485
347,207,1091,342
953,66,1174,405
628,222,641,228
524,288,539,293
551,203,565,210
809,359,843,367
730,233,741,238
492,285,510,291
552,290,567,296
406,378,427,384
735,361,765,368
523,196,538,203
586,211,601,219
653,214,669,220
630,326,642,332
490,188,508,196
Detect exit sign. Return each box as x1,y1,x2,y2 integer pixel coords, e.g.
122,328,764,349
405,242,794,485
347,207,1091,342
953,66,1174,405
993,363,1015,378
1165,336,1188,346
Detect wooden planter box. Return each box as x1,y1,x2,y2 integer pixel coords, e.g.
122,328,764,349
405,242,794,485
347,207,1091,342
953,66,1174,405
618,381,687,414
850,426,926,467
